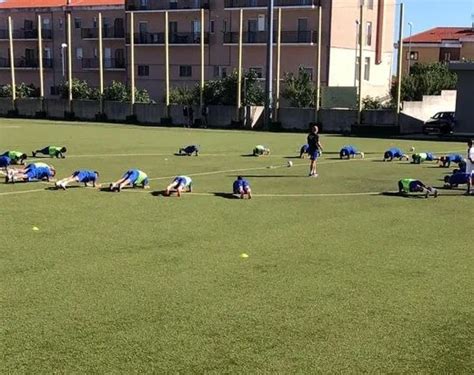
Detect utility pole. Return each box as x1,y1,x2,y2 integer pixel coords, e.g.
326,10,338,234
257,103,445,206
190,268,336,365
264,0,274,128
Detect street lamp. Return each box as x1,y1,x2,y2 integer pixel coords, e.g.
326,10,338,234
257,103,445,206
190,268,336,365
264,0,274,128
61,42,67,79
407,22,413,75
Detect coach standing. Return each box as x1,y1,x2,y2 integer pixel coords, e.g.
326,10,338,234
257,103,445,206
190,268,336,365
466,139,474,195
307,125,323,177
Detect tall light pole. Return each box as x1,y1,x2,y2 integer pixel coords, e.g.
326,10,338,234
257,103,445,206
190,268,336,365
264,0,274,128
61,42,67,79
407,21,413,75
354,20,359,87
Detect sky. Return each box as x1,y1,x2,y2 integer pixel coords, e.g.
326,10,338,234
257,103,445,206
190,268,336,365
400,0,473,37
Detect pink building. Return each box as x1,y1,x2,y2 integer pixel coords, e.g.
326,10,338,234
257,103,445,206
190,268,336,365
0,0,395,101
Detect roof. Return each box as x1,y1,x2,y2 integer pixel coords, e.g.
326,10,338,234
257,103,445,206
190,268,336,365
403,27,474,44
0,0,123,9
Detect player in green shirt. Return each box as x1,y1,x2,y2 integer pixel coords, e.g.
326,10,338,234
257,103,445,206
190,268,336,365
32,146,67,158
1,150,27,165
109,169,149,192
398,178,438,198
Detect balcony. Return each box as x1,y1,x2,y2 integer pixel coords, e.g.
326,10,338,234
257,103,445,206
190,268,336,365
0,29,52,40
82,58,126,70
127,32,209,45
81,27,125,39
0,57,53,68
224,0,318,8
126,0,209,11
223,31,317,44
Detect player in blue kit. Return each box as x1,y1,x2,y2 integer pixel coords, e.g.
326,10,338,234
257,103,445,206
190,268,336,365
299,144,309,158
438,154,464,168
0,155,11,173
444,171,470,189
233,176,252,199
110,169,149,192
55,170,99,190
179,145,199,156
6,164,55,183
340,145,364,159
383,148,409,161
165,176,192,197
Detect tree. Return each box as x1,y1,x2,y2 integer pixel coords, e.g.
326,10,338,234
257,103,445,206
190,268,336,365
281,67,315,108
169,85,197,105
59,79,99,100
0,83,39,98
103,81,152,103
391,62,457,102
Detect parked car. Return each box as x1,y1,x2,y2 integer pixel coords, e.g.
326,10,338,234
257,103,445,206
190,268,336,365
423,112,456,135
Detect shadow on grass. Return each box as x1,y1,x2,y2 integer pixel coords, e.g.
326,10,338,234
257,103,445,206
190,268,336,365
212,192,239,199
381,191,428,199
45,185,82,191
173,153,196,157
226,174,303,178
151,190,168,197
241,154,258,157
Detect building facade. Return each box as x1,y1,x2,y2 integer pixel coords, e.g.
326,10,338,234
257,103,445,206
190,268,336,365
402,27,474,76
0,0,395,102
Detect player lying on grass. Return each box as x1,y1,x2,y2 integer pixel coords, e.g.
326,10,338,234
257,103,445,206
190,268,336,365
1,150,27,165
438,154,464,168
411,152,436,164
32,146,67,158
165,176,192,197
109,169,149,192
0,155,11,173
299,144,309,158
444,172,470,189
253,145,270,156
340,145,364,159
383,148,409,161
55,170,99,190
398,178,438,198
6,163,55,183
178,145,199,156
233,176,252,199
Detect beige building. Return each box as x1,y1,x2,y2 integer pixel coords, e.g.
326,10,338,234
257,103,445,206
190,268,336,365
402,27,474,75
0,0,395,101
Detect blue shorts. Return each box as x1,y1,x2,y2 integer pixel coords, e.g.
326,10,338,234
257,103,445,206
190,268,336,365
123,170,139,184
308,149,319,161
74,170,96,183
0,156,10,167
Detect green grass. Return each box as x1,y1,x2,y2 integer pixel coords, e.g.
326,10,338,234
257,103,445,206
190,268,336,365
0,119,472,373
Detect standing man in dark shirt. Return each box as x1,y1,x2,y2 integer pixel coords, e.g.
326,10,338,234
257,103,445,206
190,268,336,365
307,125,323,177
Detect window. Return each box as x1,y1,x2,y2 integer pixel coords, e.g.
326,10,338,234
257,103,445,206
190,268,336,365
179,65,192,77
406,51,418,61
223,20,228,32
258,14,265,31
249,67,263,78
364,57,370,81
93,17,97,28
366,21,372,46
93,48,98,58
366,0,374,9
210,20,215,34
138,65,149,76
213,66,227,78
58,18,63,29
140,0,148,8
42,18,51,29
355,57,360,81
76,48,83,59
443,52,451,62
50,86,60,95
74,17,81,29
44,47,51,59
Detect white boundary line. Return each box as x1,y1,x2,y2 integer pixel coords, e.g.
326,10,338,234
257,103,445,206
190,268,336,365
124,190,382,198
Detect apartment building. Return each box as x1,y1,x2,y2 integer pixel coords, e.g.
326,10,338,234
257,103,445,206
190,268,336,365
0,0,125,96
402,27,474,75
0,0,395,101
126,0,395,100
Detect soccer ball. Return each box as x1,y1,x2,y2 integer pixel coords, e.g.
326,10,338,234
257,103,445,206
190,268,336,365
410,146,415,152
287,161,293,167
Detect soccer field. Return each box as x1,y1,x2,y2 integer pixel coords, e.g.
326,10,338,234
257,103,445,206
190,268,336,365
1,119,472,373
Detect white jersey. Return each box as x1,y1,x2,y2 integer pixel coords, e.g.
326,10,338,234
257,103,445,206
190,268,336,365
178,176,192,187
467,146,474,175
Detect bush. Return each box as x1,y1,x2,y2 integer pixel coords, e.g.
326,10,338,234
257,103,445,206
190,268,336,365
282,67,315,108
0,83,39,98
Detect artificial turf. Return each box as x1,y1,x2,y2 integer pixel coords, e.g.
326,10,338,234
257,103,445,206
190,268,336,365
0,119,472,373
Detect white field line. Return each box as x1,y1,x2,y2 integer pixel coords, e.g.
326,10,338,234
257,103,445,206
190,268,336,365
124,190,382,198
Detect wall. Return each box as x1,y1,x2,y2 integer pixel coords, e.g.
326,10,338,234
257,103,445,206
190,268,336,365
0,98,13,114
73,100,101,120
44,99,69,118
320,109,358,132
16,98,43,116
401,90,456,122
279,108,315,131
451,63,474,133
103,101,130,121
135,103,166,124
